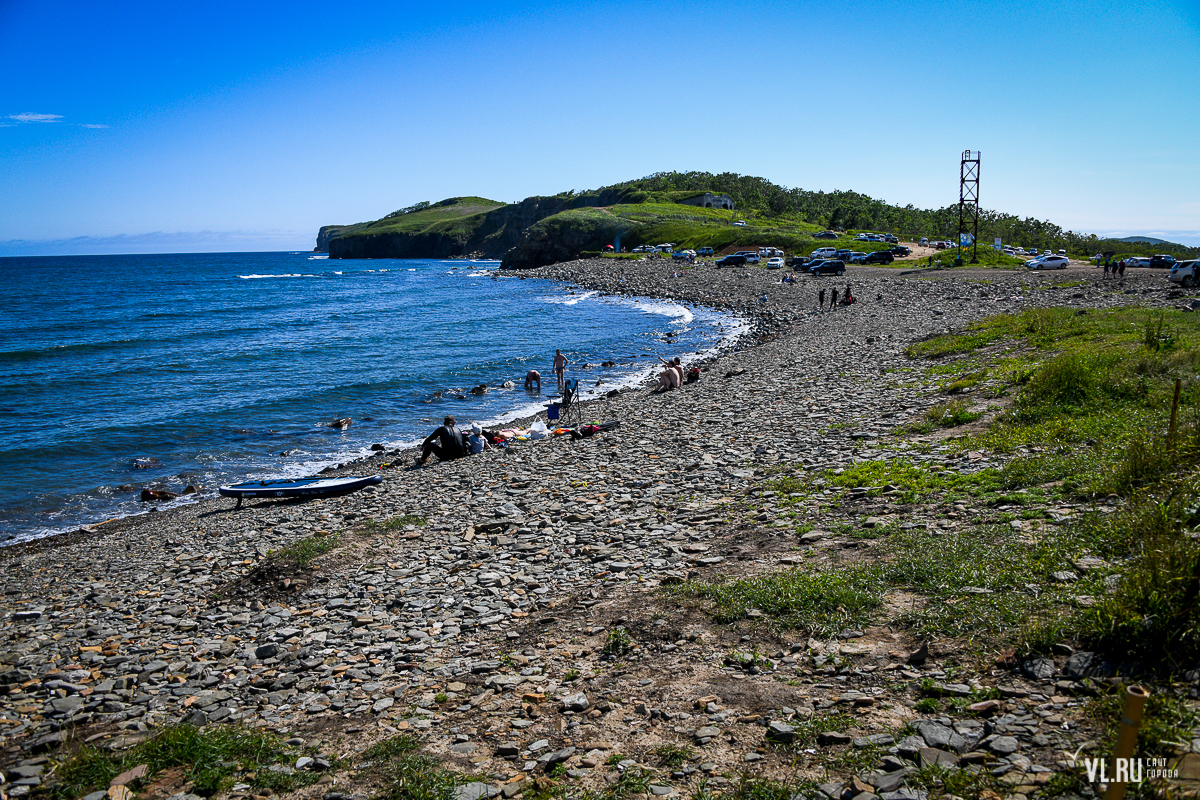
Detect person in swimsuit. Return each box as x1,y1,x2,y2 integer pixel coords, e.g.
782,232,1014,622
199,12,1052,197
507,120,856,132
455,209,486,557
524,369,541,391
553,349,569,390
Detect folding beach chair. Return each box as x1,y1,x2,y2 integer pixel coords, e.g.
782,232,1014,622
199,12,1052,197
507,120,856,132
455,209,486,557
554,378,581,427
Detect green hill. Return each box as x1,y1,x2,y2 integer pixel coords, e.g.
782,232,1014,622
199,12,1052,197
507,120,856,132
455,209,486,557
321,171,1200,266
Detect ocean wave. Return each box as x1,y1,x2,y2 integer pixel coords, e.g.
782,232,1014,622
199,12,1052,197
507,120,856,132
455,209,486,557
630,298,695,324
237,273,314,280
543,290,599,306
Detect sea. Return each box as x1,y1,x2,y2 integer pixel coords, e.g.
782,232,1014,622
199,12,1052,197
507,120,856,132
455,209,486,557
0,251,746,545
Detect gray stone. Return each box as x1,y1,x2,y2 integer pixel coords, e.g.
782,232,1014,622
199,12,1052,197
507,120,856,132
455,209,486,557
560,692,590,712
990,736,1019,755
765,721,795,743
1020,657,1056,680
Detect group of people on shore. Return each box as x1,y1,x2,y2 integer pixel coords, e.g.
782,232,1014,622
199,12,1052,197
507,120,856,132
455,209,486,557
817,284,855,310
1102,260,1127,279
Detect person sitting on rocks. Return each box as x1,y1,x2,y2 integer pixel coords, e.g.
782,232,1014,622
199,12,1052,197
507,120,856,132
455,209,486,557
416,416,465,466
654,356,681,392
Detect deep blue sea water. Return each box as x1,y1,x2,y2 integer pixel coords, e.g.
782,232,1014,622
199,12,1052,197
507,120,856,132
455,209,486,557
0,252,744,544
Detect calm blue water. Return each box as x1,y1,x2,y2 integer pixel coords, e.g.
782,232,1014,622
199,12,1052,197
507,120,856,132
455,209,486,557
0,252,744,543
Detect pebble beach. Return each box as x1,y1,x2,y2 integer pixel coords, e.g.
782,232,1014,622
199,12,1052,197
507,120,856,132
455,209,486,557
0,259,1192,800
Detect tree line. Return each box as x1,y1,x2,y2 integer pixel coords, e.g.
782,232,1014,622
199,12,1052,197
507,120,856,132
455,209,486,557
603,171,1199,258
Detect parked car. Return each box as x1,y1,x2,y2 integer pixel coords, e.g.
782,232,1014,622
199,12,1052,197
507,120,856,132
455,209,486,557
809,260,847,276
765,257,785,270
1150,254,1177,269
834,249,854,261
696,247,714,256
890,245,912,256
1028,255,1069,270
919,237,929,246
672,249,696,260
854,233,872,242
1168,259,1199,286
848,252,868,263
811,247,838,259
1125,257,1152,268
884,234,899,244
733,220,747,227
813,231,839,239
714,254,747,267
789,257,811,270
733,251,761,264
864,250,895,264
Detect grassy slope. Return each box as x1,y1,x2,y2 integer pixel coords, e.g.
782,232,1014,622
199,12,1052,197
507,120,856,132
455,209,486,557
532,202,923,257
678,305,1200,671
355,197,506,238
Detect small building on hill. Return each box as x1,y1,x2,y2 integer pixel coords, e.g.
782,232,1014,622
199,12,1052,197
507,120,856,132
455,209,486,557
678,192,734,210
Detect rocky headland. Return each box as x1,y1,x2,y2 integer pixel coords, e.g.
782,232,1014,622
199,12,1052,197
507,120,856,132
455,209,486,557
2,261,1196,800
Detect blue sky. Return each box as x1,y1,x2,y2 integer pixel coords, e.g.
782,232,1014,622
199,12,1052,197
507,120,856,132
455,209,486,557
2,0,1197,255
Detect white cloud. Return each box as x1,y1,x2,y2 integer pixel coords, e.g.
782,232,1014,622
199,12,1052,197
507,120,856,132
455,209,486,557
8,112,63,123
80,123,109,129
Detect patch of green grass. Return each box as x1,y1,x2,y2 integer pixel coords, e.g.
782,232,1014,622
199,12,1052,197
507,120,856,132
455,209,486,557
907,763,1000,800
603,627,633,656
267,532,339,568
363,735,462,800
920,399,983,429
653,744,694,768
47,724,317,800
1084,688,1200,759
690,775,821,800
1065,478,1200,668
668,567,884,637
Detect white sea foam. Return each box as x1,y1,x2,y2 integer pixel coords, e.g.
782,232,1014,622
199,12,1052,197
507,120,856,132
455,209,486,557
630,298,695,324
237,273,311,279
543,290,599,306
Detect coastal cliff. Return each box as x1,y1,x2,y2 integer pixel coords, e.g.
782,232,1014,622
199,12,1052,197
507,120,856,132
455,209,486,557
324,190,647,265
314,223,366,252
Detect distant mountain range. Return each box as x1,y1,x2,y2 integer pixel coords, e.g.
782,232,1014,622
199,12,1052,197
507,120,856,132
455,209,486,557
1115,236,1171,245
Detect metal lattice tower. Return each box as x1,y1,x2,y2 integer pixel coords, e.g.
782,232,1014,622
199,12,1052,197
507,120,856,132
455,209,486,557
958,150,980,264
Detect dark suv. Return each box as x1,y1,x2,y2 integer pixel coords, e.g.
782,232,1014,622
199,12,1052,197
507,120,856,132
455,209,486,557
714,254,747,268
809,260,846,276
1150,254,1177,269
890,245,911,256
863,250,895,264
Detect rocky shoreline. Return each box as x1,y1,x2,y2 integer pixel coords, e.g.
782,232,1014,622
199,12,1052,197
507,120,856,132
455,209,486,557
1,260,1195,800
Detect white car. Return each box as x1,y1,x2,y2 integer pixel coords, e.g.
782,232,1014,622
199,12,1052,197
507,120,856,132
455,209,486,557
1028,255,1069,270
765,257,785,269
1168,259,1199,286
733,220,747,227
811,247,838,259
1126,257,1151,268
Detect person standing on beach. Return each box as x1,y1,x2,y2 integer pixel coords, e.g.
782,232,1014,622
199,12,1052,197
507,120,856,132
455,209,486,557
831,288,839,309
1118,260,1126,279
553,349,569,390
818,288,825,310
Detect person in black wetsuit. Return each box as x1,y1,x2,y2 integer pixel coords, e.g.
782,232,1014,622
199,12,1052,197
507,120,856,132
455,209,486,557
416,416,465,466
